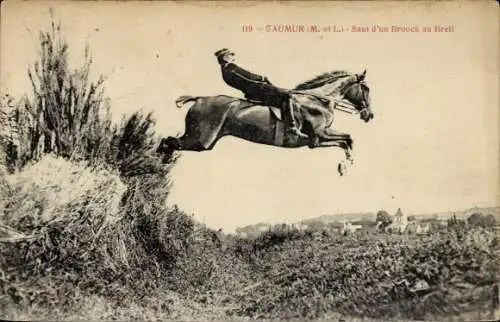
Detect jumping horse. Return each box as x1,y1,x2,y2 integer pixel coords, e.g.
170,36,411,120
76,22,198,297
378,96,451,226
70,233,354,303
157,70,374,173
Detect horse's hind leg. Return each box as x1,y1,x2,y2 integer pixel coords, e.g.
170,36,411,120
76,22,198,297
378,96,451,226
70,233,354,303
157,134,205,154
157,130,215,161
179,133,207,152
157,136,182,163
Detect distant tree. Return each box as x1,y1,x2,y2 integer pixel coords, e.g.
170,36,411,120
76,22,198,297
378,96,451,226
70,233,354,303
485,214,497,226
467,212,497,227
376,210,392,230
236,226,254,236
376,210,390,221
467,213,484,227
448,213,458,226
447,213,465,228
408,215,416,222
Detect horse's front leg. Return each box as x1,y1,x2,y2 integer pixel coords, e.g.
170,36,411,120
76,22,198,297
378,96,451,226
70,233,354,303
308,135,320,149
308,126,350,148
322,127,353,150
312,138,354,176
314,128,352,154
323,127,349,139
315,140,352,159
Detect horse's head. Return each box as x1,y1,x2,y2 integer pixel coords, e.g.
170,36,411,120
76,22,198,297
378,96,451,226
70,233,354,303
341,70,374,123
294,69,374,123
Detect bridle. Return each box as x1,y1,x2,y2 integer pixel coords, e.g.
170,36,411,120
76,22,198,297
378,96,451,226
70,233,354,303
288,77,370,116
334,79,371,115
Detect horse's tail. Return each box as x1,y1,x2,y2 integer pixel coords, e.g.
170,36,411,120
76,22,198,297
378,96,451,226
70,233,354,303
175,95,200,108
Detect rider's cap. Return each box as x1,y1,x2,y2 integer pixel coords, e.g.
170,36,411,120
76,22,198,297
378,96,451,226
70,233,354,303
214,48,232,57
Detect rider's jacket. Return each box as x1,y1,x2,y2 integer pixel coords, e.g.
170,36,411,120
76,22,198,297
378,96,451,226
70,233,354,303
219,62,288,107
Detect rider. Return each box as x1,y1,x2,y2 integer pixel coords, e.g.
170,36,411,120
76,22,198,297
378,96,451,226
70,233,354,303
215,48,308,138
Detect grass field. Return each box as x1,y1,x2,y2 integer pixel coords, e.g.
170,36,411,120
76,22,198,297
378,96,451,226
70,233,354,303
1,158,498,321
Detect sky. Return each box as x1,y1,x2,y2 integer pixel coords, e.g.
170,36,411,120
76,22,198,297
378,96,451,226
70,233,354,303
1,1,498,232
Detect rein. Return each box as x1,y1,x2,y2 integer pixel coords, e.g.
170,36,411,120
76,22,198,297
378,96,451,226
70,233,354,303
288,90,360,115
330,98,360,115
237,88,364,116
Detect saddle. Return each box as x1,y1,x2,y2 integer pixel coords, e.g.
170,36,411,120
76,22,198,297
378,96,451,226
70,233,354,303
240,97,286,146
243,96,283,121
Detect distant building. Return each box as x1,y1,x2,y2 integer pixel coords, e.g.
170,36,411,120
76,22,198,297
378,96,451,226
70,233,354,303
405,221,418,234
387,208,408,234
416,223,430,235
340,220,363,235
404,220,429,235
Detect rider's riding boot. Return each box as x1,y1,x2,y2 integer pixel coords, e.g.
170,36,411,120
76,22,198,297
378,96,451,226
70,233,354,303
284,99,308,138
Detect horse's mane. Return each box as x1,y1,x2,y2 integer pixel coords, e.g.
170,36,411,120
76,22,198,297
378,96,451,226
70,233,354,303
294,70,354,90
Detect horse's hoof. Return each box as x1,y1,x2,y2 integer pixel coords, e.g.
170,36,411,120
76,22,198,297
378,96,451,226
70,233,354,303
346,137,353,150
337,162,346,176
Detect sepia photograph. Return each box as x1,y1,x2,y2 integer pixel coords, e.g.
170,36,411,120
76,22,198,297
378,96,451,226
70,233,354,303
1,1,499,321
